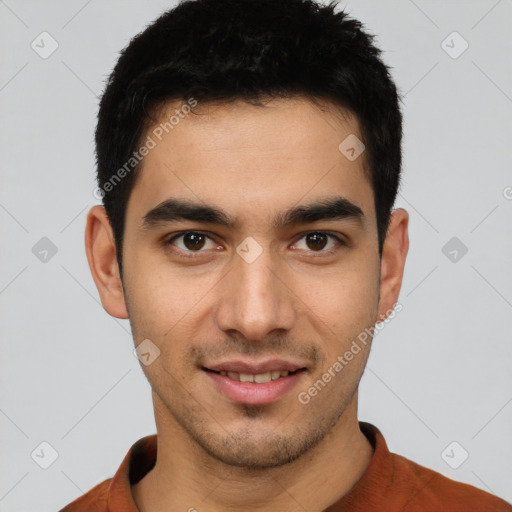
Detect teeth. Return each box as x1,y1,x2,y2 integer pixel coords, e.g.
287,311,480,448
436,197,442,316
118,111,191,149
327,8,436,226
218,370,292,383
254,372,272,383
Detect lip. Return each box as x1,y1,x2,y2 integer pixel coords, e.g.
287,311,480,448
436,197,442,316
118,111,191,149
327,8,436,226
205,370,305,405
205,359,304,374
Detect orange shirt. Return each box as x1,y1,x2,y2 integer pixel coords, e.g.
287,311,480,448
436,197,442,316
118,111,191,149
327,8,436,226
59,422,511,511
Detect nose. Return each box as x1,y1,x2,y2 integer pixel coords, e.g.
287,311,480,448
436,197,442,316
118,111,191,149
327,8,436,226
214,245,297,342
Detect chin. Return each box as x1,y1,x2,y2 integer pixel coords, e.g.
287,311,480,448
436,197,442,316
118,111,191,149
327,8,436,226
192,424,327,469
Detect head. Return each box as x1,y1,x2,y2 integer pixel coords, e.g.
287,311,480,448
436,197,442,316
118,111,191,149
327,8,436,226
86,0,408,469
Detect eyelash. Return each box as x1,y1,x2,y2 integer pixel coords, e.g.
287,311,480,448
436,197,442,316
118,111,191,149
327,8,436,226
164,230,345,258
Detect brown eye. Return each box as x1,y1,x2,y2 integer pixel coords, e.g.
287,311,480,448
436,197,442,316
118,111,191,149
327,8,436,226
182,232,206,250
292,232,343,253
305,233,328,251
167,231,218,253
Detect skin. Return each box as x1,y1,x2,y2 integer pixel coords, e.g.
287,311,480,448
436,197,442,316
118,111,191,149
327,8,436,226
85,96,409,512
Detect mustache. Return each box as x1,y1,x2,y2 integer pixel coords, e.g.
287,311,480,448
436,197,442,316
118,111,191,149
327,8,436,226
187,334,321,363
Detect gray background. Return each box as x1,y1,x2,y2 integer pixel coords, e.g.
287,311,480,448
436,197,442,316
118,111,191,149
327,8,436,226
0,0,511,510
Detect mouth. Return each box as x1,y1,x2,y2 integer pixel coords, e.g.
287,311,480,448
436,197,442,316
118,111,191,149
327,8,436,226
202,361,307,405
203,367,305,383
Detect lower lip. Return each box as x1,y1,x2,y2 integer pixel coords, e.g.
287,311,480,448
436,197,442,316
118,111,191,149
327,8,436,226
204,370,305,405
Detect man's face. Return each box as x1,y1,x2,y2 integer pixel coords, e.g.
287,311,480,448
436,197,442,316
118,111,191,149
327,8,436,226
121,97,381,468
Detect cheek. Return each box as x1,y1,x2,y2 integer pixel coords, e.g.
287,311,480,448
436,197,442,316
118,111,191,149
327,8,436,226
295,255,380,336
125,257,221,347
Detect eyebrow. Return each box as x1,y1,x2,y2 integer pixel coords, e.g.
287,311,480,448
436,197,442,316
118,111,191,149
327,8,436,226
141,196,365,231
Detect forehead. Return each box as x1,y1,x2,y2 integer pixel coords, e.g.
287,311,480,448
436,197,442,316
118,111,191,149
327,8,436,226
126,96,375,230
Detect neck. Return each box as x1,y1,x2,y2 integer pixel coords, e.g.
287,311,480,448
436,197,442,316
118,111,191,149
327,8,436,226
133,392,373,512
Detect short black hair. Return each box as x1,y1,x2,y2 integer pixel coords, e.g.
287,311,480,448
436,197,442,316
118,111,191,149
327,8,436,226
95,0,403,280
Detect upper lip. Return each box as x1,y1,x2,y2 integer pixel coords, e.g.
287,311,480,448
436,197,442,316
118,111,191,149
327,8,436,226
204,359,306,374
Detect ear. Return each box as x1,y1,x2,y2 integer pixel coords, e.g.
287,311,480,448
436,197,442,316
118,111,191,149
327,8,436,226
84,205,129,319
377,208,409,322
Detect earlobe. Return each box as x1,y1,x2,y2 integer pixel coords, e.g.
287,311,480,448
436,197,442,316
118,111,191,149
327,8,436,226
377,208,409,323
84,205,129,319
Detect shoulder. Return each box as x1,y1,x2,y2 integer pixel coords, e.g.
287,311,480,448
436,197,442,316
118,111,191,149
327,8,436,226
391,452,512,512
353,423,512,512
58,478,111,512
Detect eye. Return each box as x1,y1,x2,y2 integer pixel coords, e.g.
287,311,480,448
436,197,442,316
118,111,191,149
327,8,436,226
166,231,221,254
291,232,344,253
